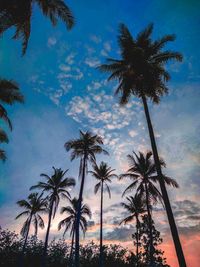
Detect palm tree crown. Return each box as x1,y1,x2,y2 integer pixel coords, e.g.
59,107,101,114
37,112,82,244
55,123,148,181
65,130,109,177
30,167,75,218
89,161,117,197
0,0,75,55
0,77,24,130
120,195,146,225
120,151,178,200
58,197,92,237
98,23,182,104
16,192,48,236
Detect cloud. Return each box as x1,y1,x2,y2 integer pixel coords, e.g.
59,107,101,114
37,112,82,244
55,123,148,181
129,130,138,137
85,57,101,67
47,37,57,47
90,35,102,43
59,64,71,72
103,41,111,52
65,53,76,65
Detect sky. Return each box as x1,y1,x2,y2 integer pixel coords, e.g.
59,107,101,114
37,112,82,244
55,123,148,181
0,0,200,266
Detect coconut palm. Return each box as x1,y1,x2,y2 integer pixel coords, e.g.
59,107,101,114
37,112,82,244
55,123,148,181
0,77,24,130
0,129,8,162
120,151,178,265
65,130,108,267
16,192,48,267
120,195,146,265
97,23,186,267
30,167,75,267
58,197,92,266
0,0,74,55
89,161,117,267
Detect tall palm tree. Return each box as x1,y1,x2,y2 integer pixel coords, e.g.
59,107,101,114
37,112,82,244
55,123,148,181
58,197,92,266
89,161,117,267
0,129,8,162
30,167,75,267
65,130,108,267
120,195,146,265
16,192,48,267
0,0,75,55
0,77,24,130
97,23,186,267
120,151,178,265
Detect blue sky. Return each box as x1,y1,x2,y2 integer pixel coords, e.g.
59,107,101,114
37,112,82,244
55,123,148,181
0,0,200,266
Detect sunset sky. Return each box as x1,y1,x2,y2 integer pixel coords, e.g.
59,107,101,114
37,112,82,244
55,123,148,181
0,0,200,266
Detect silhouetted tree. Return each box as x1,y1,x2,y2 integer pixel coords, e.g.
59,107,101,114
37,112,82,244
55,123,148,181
120,151,178,264
65,130,108,267
16,192,48,267
98,23,186,266
120,195,146,265
0,0,74,55
58,197,91,266
30,167,75,267
89,161,117,267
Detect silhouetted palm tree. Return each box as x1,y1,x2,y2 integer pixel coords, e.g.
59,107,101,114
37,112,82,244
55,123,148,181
58,197,91,266
120,151,178,265
98,23,186,267
30,167,75,267
120,195,146,265
16,192,48,267
65,130,108,267
0,77,24,130
0,0,75,55
0,129,8,162
89,161,117,267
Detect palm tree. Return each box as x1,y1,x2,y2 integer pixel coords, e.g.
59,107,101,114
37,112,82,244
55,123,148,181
58,197,92,266
0,129,8,162
120,151,178,265
0,77,24,130
97,23,186,267
65,130,108,267
89,161,117,267
30,167,75,267
0,0,75,55
16,192,48,267
120,195,146,265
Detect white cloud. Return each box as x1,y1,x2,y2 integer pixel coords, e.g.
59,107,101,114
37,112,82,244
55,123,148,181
59,64,71,72
65,53,76,65
85,57,101,67
101,50,108,57
104,41,111,52
47,37,57,47
90,35,102,43
129,130,138,137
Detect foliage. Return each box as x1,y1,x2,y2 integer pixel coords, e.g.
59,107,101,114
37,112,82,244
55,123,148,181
0,0,75,55
0,227,160,267
132,215,170,266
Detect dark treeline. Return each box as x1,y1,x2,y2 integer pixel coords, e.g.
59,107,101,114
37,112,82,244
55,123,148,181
0,227,170,267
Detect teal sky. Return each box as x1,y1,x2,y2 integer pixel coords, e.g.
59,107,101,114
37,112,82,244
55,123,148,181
0,1,200,266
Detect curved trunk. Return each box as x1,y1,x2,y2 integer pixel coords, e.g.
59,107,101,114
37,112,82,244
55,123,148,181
19,214,32,267
41,201,53,267
142,95,187,267
144,181,154,265
75,155,86,267
69,228,75,267
99,181,103,267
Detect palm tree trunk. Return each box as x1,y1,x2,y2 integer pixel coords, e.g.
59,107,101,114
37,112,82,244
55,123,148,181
144,181,154,265
99,181,103,267
142,95,187,267
19,215,32,267
75,155,86,267
41,202,53,267
135,215,139,266
69,228,75,267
